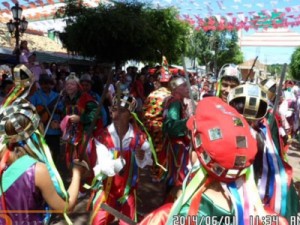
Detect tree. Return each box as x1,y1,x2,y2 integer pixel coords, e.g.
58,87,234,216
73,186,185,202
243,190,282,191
186,28,243,75
290,47,300,80
56,0,190,67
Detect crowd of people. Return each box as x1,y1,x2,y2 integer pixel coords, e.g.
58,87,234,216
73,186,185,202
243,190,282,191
0,52,299,225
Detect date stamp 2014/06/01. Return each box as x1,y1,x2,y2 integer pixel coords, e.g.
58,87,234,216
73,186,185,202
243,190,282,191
173,215,300,225
173,215,234,225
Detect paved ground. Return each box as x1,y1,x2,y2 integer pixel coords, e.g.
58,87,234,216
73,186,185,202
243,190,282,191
50,141,300,225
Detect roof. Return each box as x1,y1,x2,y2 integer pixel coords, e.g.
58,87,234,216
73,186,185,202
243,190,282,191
0,23,66,53
239,59,267,71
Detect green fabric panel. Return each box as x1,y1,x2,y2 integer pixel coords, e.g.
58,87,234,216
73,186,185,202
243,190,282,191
179,193,235,224
81,101,98,130
285,182,300,220
163,101,188,138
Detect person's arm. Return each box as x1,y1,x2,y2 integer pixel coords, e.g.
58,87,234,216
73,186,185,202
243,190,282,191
35,162,83,211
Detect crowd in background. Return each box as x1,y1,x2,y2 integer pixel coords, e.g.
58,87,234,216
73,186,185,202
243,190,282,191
0,40,300,225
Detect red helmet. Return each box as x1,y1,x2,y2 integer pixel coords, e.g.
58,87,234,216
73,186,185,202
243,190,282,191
186,97,257,183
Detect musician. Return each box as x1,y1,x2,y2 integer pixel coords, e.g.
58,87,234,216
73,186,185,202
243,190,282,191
29,74,63,165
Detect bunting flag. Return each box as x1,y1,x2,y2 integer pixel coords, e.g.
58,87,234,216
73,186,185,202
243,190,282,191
0,0,299,32
2,2,10,10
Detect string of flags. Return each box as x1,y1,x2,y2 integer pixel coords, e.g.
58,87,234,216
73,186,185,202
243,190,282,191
0,0,299,31
181,10,300,31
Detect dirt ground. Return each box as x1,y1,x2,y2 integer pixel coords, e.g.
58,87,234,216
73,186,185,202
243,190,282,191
50,165,166,225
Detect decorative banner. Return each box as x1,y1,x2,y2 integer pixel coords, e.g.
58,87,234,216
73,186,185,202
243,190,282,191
0,0,299,31
181,9,300,31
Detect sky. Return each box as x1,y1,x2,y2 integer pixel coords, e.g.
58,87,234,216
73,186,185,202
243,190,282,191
122,0,300,64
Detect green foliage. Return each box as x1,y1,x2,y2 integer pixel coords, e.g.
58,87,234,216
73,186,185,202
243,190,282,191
56,1,190,66
267,64,285,76
185,29,243,73
290,47,300,80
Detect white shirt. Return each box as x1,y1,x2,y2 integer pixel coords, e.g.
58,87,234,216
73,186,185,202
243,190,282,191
93,123,153,179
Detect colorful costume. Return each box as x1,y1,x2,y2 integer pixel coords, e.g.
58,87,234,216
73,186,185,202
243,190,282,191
0,159,44,224
260,79,300,220
143,86,171,181
228,83,299,221
140,97,287,225
162,78,190,190
61,82,101,168
90,94,153,225
0,65,69,224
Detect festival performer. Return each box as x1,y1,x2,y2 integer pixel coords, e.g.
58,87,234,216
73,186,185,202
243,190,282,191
282,80,297,139
259,79,300,220
29,74,63,165
79,74,108,127
162,76,190,201
140,97,287,225
90,94,153,225
142,65,171,182
216,63,241,102
0,64,88,225
228,83,299,221
60,73,103,169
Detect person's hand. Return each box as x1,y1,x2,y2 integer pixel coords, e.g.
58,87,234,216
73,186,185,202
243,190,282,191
72,159,90,178
135,147,145,161
69,115,80,123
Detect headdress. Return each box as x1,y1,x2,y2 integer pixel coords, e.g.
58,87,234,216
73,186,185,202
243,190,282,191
227,83,268,121
159,56,172,82
65,72,80,84
0,64,34,109
186,97,257,183
259,78,276,102
218,63,241,82
169,77,186,91
0,98,40,143
112,94,137,113
215,64,241,98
